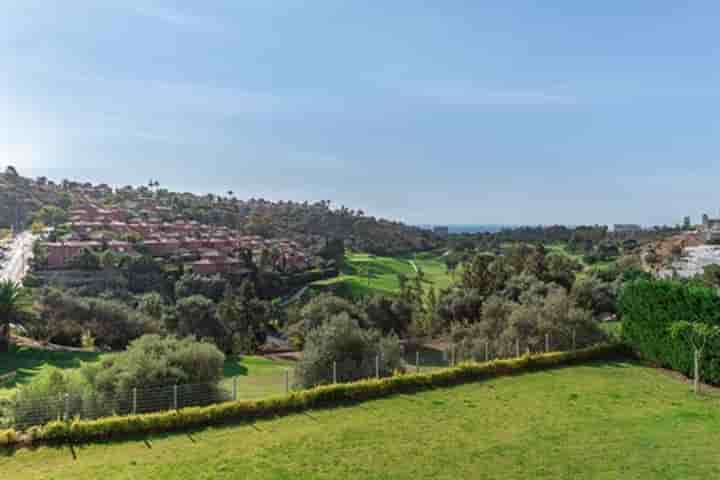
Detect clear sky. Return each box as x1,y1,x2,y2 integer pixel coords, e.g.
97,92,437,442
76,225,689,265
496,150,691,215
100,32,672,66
2,2,720,226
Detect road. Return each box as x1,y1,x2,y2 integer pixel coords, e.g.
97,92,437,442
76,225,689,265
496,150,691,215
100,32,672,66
0,231,35,283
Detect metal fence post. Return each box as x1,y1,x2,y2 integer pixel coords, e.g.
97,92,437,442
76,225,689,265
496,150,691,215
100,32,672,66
485,341,489,362
233,376,238,401
64,393,70,421
285,370,290,394
132,387,137,415
375,355,380,379
173,384,178,410
333,361,337,384
515,338,520,358
545,332,550,353
572,328,577,351
451,344,455,366
416,351,420,373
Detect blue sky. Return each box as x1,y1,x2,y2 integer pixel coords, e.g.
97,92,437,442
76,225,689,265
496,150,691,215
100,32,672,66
3,1,720,226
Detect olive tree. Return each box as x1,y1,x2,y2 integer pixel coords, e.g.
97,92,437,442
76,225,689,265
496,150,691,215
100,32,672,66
669,321,720,395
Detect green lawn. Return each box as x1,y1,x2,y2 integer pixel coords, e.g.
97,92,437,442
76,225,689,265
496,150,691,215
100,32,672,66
0,347,104,400
312,251,454,297
545,243,586,265
0,346,293,401
3,362,720,479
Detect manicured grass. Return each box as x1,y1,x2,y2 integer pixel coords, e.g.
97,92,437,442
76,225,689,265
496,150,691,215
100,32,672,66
221,355,294,400
312,252,415,296
0,346,293,401
312,251,454,297
545,243,586,265
0,347,104,400
412,253,456,291
3,362,720,479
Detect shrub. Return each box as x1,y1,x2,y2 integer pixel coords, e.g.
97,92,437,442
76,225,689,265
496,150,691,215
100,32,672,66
0,428,18,445
287,293,368,349
294,313,403,388
10,367,91,428
90,335,225,402
23,343,627,445
37,288,160,349
174,274,227,302
620,279,720,382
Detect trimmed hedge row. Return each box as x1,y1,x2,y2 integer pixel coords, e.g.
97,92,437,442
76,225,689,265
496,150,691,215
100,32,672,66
6,343,628,446
620,279,720,382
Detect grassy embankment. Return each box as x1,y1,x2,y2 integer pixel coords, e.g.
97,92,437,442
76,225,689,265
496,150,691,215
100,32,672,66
3,362,719,479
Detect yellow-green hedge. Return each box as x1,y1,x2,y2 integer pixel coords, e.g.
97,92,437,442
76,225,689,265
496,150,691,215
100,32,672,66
6,343,629,446
0,429,18,446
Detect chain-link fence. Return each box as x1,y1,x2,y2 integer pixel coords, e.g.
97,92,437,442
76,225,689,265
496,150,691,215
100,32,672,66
2,334,583,431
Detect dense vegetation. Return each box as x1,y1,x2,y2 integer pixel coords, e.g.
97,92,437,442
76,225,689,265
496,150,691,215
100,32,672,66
7,335,226,427
620,279,720,383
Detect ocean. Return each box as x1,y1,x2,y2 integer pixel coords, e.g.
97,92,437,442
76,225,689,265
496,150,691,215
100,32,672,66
416,224,515,234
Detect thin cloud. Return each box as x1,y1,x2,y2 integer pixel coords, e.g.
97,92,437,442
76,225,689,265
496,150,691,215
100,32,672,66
417,86,576,106
127,5,222,30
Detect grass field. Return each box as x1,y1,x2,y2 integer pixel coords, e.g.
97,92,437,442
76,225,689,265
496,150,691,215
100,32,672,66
3,362,719,479
0,346,293,401
312,251,454,297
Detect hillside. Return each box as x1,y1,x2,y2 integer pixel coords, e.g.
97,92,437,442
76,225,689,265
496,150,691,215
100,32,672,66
0,167,437,256
2,363,717,479
0,169,72,229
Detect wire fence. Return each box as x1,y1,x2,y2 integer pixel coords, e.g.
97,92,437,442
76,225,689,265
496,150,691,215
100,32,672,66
2,334,584,431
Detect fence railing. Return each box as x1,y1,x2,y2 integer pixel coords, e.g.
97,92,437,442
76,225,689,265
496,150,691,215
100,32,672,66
2,335,585,431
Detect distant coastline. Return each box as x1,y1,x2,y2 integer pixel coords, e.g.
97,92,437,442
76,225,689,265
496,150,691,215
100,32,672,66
416,224,516,234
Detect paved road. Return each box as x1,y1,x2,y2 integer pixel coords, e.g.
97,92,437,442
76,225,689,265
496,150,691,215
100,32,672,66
0,232,35,283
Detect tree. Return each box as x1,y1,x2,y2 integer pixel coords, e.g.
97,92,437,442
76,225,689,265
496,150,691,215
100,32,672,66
174,295,223,344
125,255,166,294
361,295,412,335
69,247,101,270
703,265,720,290
286,293,367,348
0,280,32,352
137,292,164,318
543,254,582,291
461,253,500,296
294,313,403,388
33,205,68,227
669,321,720,395
217,282,270,354
82,335,225,413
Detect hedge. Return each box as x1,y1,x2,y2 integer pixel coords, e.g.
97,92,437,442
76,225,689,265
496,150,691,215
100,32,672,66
620,279,720,382
4,343,628,446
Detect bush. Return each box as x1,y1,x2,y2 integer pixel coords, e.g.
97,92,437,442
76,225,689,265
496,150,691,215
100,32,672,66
37,288,161,349
287,293,368,349
23,343,627,445
620,279,720,382
90,335,225,402
174,274,227,302
10,367,91,428
0,428,18,445
294,313,403,388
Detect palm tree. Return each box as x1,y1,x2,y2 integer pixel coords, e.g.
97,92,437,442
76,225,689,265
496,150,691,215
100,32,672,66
0,280,32,352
